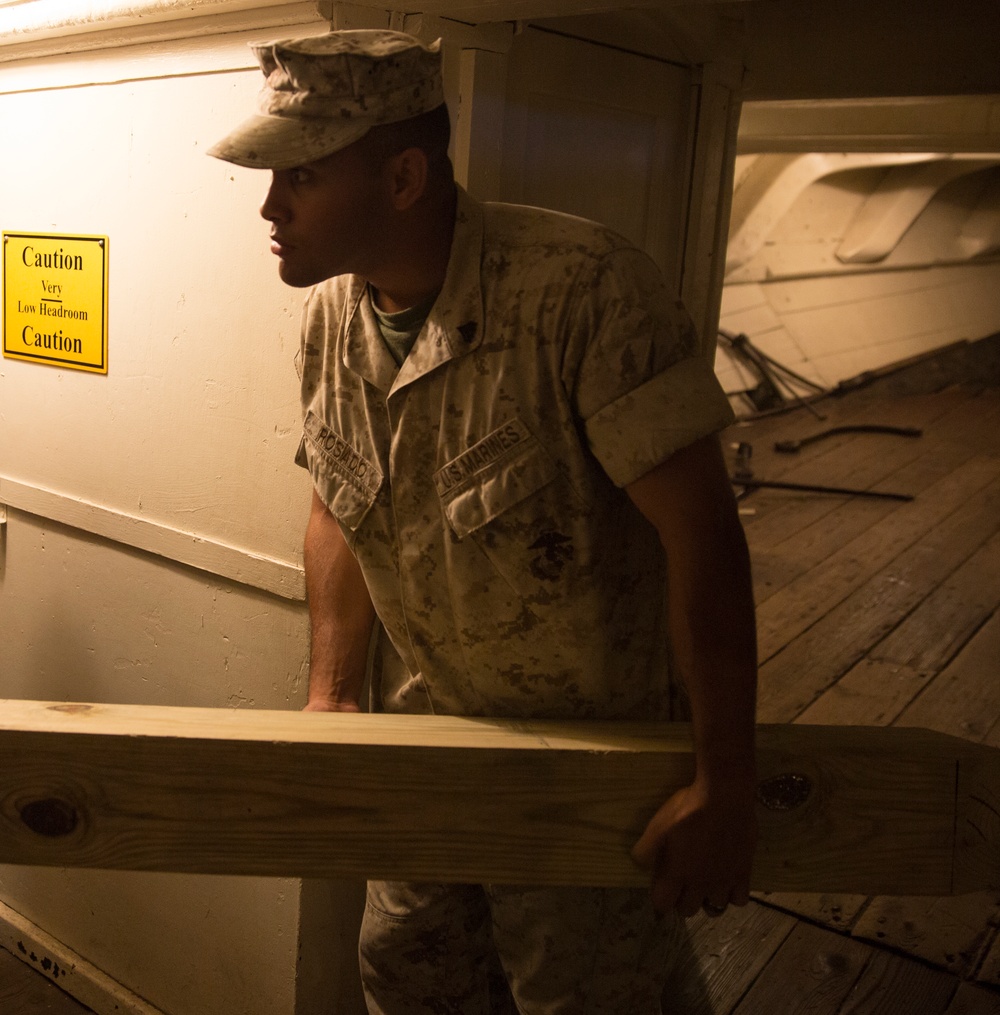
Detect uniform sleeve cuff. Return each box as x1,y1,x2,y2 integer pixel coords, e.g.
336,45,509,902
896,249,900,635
584,356,735,487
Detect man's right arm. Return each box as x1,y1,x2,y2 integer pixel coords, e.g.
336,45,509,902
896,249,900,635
303,489,377,712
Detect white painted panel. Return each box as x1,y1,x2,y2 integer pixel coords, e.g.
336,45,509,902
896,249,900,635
718,300,785,339
0,67,312,563
500,26,693,287
739,95,1000,155
718,262,1000,402
719,280,768,316
807,329,959,385
0,507,311,1013
0,867,301,1015
762,265,958,313
0,515,308,707
0,32,329,1015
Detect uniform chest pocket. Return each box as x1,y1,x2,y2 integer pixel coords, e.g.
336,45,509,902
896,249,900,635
299,411,383,532
435,424,557,540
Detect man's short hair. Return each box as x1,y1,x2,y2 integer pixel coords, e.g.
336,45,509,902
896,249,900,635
361,103,453,178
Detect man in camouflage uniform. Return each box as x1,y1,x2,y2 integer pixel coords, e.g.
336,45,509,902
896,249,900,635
210,29,758,1015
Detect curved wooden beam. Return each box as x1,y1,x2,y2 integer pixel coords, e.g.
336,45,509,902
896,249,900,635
836,157,1000,263
725,152,936,275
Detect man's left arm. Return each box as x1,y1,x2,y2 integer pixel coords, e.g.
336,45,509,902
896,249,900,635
625,432,758,917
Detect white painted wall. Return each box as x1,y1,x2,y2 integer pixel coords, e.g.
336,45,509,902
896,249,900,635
716,126,1000,411
0,17,344,1015
0,6,735,1012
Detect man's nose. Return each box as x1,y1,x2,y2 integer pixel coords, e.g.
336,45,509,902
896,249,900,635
260,176,284,222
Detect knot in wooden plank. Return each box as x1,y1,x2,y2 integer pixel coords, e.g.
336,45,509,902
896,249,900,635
19,798,79,837
758,773,812,811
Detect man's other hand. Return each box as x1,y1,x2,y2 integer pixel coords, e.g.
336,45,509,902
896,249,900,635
631,775,757,917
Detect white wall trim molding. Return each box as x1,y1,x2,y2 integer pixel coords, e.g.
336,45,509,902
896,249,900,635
0,476,306,601
0,0,330,46
738,95,1000,155
0,898,166,1015
0,0,333,66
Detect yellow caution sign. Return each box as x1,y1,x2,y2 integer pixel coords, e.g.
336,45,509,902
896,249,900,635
3,232,109,374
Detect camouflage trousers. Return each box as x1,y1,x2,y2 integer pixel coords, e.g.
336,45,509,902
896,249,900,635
359,881,684,1014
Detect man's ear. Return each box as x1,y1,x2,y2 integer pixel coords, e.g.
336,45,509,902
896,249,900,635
386,147,429,211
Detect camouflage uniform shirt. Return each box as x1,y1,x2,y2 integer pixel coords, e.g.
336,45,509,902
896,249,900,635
296,187,734,720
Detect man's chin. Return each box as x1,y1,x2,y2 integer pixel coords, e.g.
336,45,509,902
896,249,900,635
277,261,337,288
277,263,319,288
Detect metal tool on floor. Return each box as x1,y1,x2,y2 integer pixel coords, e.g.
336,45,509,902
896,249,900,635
774,424,923,454
730,442,915,501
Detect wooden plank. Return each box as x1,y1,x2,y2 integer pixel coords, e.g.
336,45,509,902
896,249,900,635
0,702,997,895
730,921,870,1015
943,982,1000,1015
836,946,961,1015
789,618,1000,961
752,890,869,932
749,429,971,604
850,617,1000,975
743,385,995,567
867,531,1000,677
754,455,1000,665
852,893,1000,977
896,611,1000,741
733,388,971,593
664,902,796,1014
0,947,94,1015
797,658,936,728
799,536,1000,728
757,466,1000,722
0,900,159,1015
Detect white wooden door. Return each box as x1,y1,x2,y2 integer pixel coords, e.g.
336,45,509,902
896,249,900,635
500,27,696,292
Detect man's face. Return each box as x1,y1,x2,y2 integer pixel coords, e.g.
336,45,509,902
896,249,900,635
259,141,390,288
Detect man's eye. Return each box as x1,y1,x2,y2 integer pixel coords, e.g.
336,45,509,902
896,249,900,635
290,168,311,185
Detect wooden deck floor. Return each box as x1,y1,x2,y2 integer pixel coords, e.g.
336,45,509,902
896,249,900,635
2,341,1000,1013
669,339,1000,1013
0,946,94,1014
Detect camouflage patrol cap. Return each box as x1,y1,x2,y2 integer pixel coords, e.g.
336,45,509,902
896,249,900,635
208,30,444,170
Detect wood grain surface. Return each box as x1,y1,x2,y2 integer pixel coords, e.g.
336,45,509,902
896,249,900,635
0,700,996,894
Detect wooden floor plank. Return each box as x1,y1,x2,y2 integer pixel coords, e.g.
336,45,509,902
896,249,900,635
751,891,871,933
754,455,999,667
757,467,1000,722
781,618,1000,967
839,616,1000,976
735,388,969,554
927,389,1000,454
851,893,1000,978
746,379,1000,968
870,532,1000,676
836,946,960,1014
895,611,1000,741
0,948,94,1015
664,903,797,1014
730,921,870,1015
798,536,1000,728
943,982,1000,1015
750,437,975,608
743,385,1000,606
795,658,934,728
